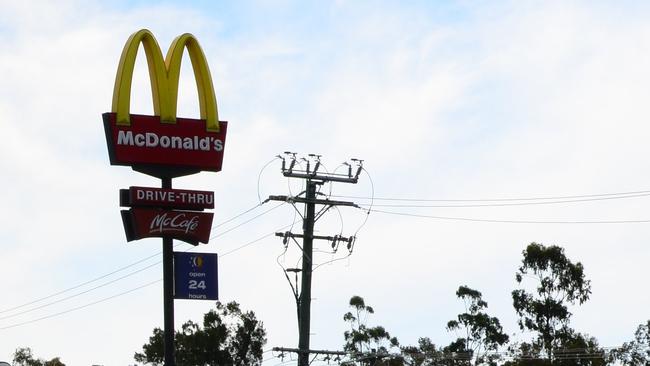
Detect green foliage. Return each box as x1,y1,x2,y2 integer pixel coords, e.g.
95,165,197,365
503,341,545,366
401,337,455,366
134,301,266,366
512,242,591,359
343,296,399,365
341,243,641,366
552,330,607,366
12,348,65,366
445,286,509,366
505,331,606,366
611,320,650,365
42,359,64,366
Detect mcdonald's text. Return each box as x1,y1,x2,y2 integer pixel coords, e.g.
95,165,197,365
117,131,223,152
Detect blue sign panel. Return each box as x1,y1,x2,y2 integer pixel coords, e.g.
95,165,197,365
174,252,218,300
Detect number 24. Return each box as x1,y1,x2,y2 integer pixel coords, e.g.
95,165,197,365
189,280,206,290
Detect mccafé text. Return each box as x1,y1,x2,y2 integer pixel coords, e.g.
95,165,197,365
149,212,200,234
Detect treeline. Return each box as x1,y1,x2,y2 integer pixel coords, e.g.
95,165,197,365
342,243,650,366
10,243,649,366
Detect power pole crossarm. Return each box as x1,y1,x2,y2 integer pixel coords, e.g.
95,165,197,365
272,347,347,356
268,195,358,208
282,171,359,183
275,232,354,243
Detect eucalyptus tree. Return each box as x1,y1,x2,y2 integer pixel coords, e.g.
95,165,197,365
343,296,400,366
511,243,593,361
134,301,266,366
446,286,509,365
611,320,650,365
12,348,65,366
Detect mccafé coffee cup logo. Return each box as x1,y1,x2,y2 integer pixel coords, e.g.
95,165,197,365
103,29,228,178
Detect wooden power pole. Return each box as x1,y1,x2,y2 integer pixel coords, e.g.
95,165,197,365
269,153,363,366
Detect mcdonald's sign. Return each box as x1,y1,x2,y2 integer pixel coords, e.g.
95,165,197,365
103,29,227,178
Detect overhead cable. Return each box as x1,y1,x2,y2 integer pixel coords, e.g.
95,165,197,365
0,202,269,315
369,208,650,224
0,221,298,330
0,279,162,330
357,192,650,208
334,188,650,202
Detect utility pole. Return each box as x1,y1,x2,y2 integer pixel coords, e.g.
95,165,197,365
297,179,316,365
269,153,363,366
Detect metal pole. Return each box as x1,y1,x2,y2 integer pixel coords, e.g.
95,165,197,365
298,180,317,366
162,177,175,366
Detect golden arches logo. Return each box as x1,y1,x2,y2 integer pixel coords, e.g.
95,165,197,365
112,29,220,132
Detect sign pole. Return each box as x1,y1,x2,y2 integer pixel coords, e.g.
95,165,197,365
162,177,175,366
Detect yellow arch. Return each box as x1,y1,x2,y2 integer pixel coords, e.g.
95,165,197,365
111,29,220,132
166,34,219,131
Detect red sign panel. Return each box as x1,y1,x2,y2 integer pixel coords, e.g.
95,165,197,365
121,186,214,211
121,208,214,245
103,113,228,178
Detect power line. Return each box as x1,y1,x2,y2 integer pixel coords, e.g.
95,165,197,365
210,202,284,240
0,261,160,321
352,167,374,237
0,202,270,315
6,203,646,330
395,347,621,362
211,202,264,229
0,279,162,330
333,188,650,202
221,220,299,257
357,192,650,208
0,221,298,330
6,188,649,316
0,251,162,315
368,208,650,224
0,205,281,319
258,156,282,204
1,203,286,327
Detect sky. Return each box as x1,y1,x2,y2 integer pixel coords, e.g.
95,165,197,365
1,0,650,365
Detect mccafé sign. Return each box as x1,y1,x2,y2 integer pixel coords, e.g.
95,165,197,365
103,29,227,178
121,208,214,245
104,29,225,246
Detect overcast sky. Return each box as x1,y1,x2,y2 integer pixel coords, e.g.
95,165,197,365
1,1,650,365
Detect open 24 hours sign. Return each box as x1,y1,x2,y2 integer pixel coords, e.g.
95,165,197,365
174,252,218,300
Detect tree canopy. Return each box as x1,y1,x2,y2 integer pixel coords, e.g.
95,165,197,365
446,285,509,365
12,348,65,366
610,320,650,365
511,242,592,359
134,301,266,366
341,242,648,366
343,295,400,365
